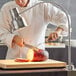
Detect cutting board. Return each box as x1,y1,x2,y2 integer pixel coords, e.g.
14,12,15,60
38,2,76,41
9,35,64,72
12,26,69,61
0,59,66,69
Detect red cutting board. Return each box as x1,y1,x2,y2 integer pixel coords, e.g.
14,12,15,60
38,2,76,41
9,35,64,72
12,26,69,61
0,59,66,69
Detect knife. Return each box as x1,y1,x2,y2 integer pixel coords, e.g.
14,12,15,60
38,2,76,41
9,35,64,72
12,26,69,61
23,42,39,52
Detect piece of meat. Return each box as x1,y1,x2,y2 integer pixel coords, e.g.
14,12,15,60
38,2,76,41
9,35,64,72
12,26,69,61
15,49,47,62
26,49,47,62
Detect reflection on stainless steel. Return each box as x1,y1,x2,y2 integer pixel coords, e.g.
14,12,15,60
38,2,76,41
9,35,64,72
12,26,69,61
10,7,28,32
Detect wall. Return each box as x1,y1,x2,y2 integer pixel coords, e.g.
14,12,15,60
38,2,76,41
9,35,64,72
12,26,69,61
0,0,76,39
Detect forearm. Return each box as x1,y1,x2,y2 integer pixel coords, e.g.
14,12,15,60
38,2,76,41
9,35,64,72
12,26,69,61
0,28,16,47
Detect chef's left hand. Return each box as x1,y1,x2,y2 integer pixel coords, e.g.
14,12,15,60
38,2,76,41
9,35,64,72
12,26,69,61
46,32,59,41
46,27,64,42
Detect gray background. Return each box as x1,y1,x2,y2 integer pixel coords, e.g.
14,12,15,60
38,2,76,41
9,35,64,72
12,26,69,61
0,0,76,39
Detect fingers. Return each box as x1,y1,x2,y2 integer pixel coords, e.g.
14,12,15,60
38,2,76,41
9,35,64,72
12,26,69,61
51,32,58,41
17,38,24,47
47,32,58,41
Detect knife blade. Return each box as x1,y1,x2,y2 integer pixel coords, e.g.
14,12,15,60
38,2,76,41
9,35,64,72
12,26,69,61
23,42,39,52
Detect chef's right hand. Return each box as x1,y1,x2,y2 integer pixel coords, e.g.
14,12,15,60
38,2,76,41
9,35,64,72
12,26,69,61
12,35,24,47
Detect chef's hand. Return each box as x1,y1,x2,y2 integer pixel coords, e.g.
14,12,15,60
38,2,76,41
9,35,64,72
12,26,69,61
46,27,63,42
46,32,59,41
12,35,24,47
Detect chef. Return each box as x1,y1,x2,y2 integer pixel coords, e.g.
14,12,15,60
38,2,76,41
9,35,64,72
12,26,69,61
0,0,69,59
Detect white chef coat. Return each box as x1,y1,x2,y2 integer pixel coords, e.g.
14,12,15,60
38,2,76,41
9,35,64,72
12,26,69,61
0,0,68,59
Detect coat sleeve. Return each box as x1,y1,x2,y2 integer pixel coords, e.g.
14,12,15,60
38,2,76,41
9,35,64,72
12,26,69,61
0,5,18,48
44,3,71,36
